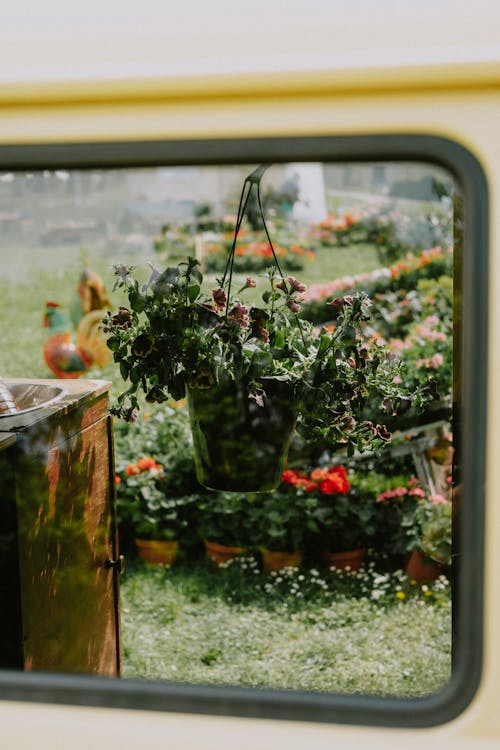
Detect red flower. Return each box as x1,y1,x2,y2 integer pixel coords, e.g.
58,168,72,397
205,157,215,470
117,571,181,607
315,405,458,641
125,464,140,476
281,469,308,487
310,468,328,482
136,456,159,471
319,475,347,495
115,475,122,484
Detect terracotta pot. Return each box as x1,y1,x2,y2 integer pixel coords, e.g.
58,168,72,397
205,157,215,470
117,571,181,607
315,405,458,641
405,549,443,582
322,547,365,572
204,539,246,567
135,539,179,566
260,548,303,572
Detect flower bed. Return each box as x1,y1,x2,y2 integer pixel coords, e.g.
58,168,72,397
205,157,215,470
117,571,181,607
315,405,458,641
301,246,452,322
203,239,314,274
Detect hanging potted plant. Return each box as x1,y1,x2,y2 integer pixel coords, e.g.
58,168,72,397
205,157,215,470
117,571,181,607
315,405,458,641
104,165,437,492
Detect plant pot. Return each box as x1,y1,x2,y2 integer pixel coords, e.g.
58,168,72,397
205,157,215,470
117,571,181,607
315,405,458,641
187,376,297,492
260,548,303,572
204,539,246,567
135,539,179,566
321,547,365,572
405,549,443,582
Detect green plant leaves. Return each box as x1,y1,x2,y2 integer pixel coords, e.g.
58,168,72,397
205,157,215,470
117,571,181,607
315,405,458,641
187,283,201,303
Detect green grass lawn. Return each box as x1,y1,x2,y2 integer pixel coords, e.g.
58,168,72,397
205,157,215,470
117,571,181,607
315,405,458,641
120,557,451,697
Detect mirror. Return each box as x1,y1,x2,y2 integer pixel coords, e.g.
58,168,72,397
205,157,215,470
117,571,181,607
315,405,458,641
0,161,454,698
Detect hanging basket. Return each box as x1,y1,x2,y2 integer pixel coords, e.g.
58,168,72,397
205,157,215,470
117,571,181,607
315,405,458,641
187,375,297,492
186,164,303,493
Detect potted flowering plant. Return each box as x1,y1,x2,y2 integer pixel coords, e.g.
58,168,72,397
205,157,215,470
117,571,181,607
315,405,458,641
115,455,195,564
105,165,436,492
197,491,258,566
405,492,452,581
252,483,318,570
372,475,425,561
280,465,374,569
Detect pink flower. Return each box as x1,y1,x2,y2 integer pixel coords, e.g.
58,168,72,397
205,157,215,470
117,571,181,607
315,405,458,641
287,276,307,293
238,277,257,293
409,488,426,497
429,494,448,504
430,353,444,368
417,353,444,370
287,299,301,314
376,486,408,502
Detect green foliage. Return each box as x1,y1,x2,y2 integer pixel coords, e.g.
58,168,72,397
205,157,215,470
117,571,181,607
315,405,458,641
197,492,259,547
113,405,203,546
115,456,198,543
113,404,198,497
417,498,452,565
251,490,318,552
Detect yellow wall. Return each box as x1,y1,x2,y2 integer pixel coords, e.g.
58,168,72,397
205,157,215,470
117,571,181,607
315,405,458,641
1,53,500,748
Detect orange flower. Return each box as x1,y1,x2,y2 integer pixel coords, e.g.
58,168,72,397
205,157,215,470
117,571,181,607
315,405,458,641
125,464,140,476
310,468,328,482
137,456,160,471
115,475,122,484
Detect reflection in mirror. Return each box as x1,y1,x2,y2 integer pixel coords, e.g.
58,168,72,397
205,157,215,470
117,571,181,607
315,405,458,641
0,162,454,697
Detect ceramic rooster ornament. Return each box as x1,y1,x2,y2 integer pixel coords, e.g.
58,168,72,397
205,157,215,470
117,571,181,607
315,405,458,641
69,266,111,329
43,302,110,379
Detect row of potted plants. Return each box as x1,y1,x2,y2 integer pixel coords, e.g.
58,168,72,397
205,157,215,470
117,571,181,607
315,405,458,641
114,445,452,579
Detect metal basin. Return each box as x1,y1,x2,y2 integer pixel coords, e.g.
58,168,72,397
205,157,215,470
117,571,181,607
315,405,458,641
0,382,66,417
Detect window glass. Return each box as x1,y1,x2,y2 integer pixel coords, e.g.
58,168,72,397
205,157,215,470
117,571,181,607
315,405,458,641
0,159,460,706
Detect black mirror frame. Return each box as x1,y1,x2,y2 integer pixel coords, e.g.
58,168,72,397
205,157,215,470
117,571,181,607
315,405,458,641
0,133,488,728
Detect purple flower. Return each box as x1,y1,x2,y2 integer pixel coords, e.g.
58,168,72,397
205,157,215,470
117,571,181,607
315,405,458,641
110,306,133,329
212,287,227,311
287,299,301,314
376,424,391,442
250,324,269,343
228,302,249,327
327,297,345,308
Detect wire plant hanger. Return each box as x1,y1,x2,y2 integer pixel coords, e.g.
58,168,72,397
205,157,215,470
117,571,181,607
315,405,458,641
220,163,306,343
